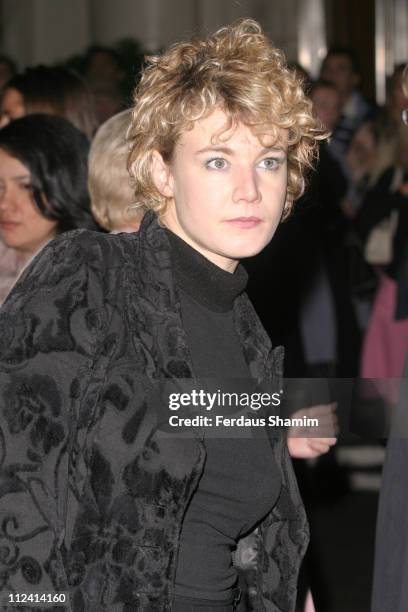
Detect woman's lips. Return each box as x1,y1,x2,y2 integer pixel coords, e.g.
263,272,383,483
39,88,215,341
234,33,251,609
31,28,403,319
0,221,20,230
224,216,262,229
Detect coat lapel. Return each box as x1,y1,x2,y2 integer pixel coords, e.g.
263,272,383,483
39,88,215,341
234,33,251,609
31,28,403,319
234,292,284,385
132,211,195,379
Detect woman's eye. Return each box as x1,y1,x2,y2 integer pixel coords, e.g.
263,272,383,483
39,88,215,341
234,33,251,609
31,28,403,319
206,158,227,170
259,158,280,170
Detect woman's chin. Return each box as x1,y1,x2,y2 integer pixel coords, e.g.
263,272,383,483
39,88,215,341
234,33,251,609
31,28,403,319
222,236,273,260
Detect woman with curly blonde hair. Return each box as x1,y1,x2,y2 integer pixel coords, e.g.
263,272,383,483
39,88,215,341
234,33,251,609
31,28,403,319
127,20,319,222
0,19,328,612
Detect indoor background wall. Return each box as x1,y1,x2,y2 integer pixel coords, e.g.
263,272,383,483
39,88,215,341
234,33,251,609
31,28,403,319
0,0,305,69
0,0,407,104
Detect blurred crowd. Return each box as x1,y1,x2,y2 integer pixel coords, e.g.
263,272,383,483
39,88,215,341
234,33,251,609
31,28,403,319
0,39,407,612
0,44,144,304
246,50,408,388
0,42,407,387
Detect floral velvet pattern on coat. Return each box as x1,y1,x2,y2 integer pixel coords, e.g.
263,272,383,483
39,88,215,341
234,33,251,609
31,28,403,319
0,211,309,611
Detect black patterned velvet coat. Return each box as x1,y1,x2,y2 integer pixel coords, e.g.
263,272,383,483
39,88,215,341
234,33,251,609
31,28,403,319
0,211,309,611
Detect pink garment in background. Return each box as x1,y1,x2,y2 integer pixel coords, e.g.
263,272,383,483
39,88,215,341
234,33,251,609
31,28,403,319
360,274,408,403
304,590,316,612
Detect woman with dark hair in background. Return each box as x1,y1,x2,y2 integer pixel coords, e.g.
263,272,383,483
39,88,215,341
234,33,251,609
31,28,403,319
0,113,101,303
0,65,97,138
0,66,98,292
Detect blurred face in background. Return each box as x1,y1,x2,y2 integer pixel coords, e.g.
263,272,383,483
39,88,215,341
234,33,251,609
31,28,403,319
388,70,408,123
311,84,341,131
90,82,124,125
0,87,25,127
397,125,408,171
346,121,377,181
85,51,124,85
321,54,359,104
0,149,57,262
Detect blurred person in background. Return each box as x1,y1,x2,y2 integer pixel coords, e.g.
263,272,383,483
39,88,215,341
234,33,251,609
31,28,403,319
89,80,125,125
0,114,101,304
83,45,126,89
320,46,374,159
244,73,346,612
246,74,351,611
88,109,143,232
0,54,19,302
342,64,408,219
0,65,98,290
334,119,382,339
0,54,16,92
298,78,360,379
83,45,128,124
336,66,408,334
310,79,341,134
0,65,97,138
371,64,408,612
341,120,381,218
386,63,408,125
246,76,359,378
356,121,408,388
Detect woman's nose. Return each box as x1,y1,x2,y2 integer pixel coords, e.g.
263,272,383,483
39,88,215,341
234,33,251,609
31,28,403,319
0,189,14,210
232,169,260,203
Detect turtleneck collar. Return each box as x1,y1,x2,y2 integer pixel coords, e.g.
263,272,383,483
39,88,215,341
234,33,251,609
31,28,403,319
164,228,248,313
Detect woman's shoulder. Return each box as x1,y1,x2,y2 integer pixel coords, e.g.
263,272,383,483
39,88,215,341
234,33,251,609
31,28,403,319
29,229,139,283
2,229,140,312
48,228,139,268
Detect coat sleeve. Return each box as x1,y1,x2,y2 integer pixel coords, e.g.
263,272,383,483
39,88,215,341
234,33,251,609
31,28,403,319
0,233,112,611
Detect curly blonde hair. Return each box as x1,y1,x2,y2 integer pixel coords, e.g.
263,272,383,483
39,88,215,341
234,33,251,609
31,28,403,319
89,110,143,231
128,19,326,218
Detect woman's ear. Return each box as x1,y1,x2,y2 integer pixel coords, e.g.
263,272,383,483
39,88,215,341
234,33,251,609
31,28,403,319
151,150,174,198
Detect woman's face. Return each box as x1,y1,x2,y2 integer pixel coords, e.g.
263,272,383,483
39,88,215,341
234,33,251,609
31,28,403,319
389,72,408,122
156,109,288,272
0,88,25,127
0,149,57,261
311,85,341,132
346,122,377,175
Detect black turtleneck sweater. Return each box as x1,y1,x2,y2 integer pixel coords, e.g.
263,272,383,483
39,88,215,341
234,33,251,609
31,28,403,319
165,230,281,604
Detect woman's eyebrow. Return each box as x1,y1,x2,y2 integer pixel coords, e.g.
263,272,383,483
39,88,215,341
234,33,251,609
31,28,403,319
195,145,234,155
260,147,287,155
195,145,287,155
